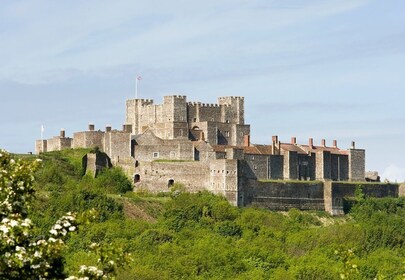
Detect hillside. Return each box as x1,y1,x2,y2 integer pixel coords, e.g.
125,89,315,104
9,149,405,279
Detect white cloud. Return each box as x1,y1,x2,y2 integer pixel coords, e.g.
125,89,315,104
381,165,405,183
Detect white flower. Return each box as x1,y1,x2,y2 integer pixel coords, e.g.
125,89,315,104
68,226,76,232
0,225,9,233
50,229,58,235
54,224,62,230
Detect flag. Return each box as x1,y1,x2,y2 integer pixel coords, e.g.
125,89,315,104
137,76,142,81
41,125,44,133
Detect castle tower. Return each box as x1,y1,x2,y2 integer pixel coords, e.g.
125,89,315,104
218,96,244,124
125,98,154,135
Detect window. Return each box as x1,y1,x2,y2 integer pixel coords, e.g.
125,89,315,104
170,151,176,159
179,129,183,136
225,131,230,137
193,118,197,122
254,165,257,170
134,174,140,183
168,179,174,187
153,152,159,158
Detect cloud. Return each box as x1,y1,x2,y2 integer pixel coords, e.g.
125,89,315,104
381,165,405,183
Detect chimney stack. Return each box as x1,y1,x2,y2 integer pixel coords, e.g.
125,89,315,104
244,135,250,147
291,137,296,145
333,140,337,148
321,139,326,147
308,138,313,148
351,141,356,149
272,135,278,143
60,129,65,138
106,125,112,132
88,123,95,131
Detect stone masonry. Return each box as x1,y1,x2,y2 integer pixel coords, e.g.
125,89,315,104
34,94,399,214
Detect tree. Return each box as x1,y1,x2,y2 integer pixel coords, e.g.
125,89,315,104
0,150,130,279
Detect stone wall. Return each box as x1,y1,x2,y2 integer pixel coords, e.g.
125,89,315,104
134,161,209,192
269,155,283,179
316,151,331,180
47,137,73,152
243,154,268,180
330,154,349,181
104,131,131,161
83,152,112,177
349,149,365,181
209,159,239,206
243,180,325,210
324,182,400,215
283,151,298,180
73,131,104,150
35,140,47,154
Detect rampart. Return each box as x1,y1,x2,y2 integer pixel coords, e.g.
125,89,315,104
134,161,209,192
243,180,325,211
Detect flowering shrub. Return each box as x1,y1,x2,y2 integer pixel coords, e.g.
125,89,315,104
0,150,130,279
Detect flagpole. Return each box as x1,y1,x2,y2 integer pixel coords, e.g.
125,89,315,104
135,77,138,99
135,75,142,99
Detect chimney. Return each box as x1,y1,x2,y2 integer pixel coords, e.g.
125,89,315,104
291,137,296,145
308,138,313,148
244,135,250,147
106,125,112,132
122,124,132,133
351,141,356,149
88,123,95,131
333,140,337,148
272,135,278,143
321,139,326,147
60,129,65,138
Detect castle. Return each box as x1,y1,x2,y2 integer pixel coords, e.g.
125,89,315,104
37,95,402,214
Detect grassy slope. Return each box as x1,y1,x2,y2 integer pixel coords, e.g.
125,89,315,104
28,149,405,280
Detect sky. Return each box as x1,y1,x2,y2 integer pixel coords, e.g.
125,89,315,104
0,0,404,182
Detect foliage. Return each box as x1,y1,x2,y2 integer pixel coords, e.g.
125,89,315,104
2,148,405,279
0,149,130,279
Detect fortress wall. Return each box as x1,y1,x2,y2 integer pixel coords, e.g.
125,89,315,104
134,161,209,192
243,180,325,210
105,132,131,160
209,159,239,206
47,137,61,152
330,154,349,181
198,105,222,122
243,154,269,180
46,137,72,152
324,182,400,215
73,131,104,150
269,155,283,179
316,151,331,180
134,141,194,162
283,151,298,180
349,149,366,181
218,96,244,124
60,138,73,150
35,140,47,154
399,184,405,197
234,124,250,146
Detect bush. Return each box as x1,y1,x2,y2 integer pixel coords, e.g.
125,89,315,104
95,168,132,194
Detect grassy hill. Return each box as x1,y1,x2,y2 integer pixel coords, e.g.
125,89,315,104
26,149,405,279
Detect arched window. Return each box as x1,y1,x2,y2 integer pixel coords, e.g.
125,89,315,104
134,174,140,183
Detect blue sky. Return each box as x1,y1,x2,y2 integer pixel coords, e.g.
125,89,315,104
1,0,404,181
